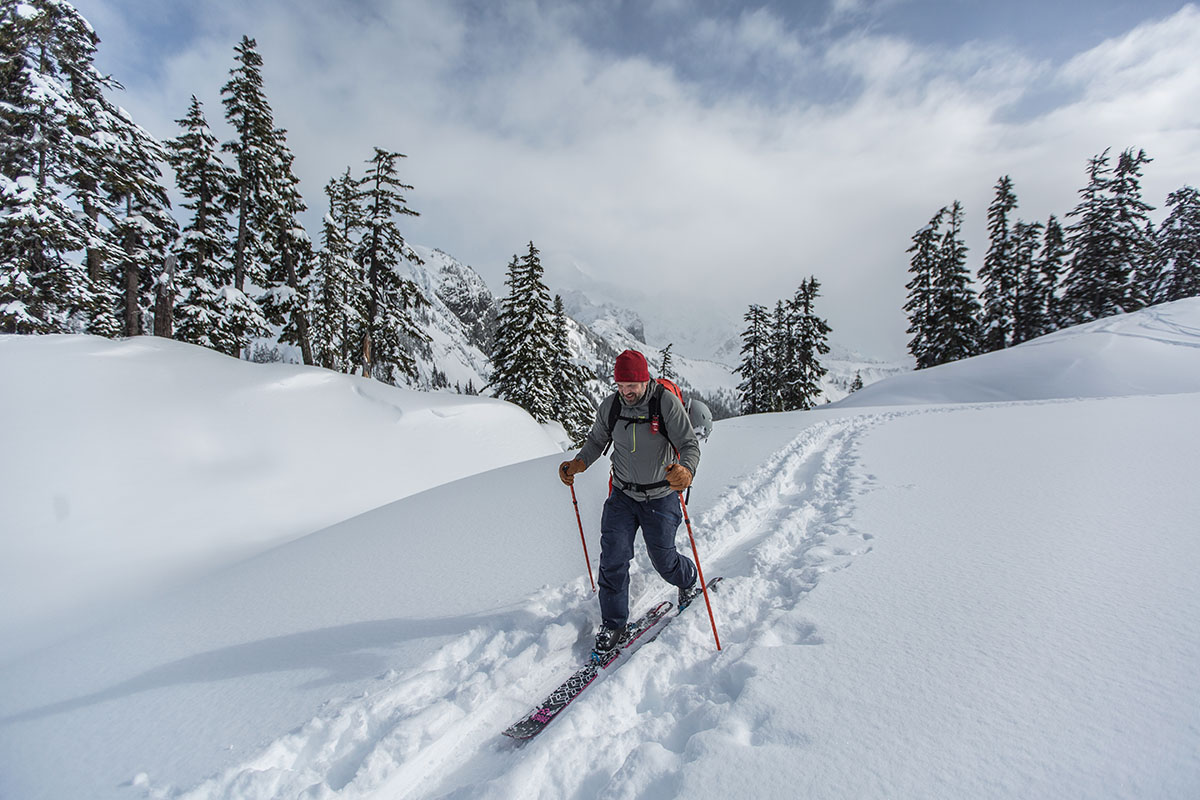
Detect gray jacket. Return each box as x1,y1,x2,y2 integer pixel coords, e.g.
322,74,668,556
576,383,701,501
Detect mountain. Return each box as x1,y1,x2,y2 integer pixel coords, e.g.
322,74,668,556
412,248,749,415
253,245,905,417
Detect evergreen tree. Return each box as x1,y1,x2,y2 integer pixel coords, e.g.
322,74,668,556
0,0,132,334
260,129,314,364
1037,215,1067,331
659,343,676,380
1060,148,1153,324
310,169,364,372
1060,151,1116,325
49,0,124,335
791,277,831,410
849,372,864,393
904,208,945,369
929,201,981,363
905,203,981,368
1011,219,1047,344
1150,186,1200,303
736,303,771,414
166,95,242,354
1110,148,1155,309
767,299,793,412
979,176,1019,351
0,0,176,337
108,121,178,337
221,35,275,353
355,147,429,383
550,294,595,443
490,242,556,421
0,0,85,332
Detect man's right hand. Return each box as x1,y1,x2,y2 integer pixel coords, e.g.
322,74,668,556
559,458,587,486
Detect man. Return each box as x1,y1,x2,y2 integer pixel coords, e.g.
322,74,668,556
559,349,701,654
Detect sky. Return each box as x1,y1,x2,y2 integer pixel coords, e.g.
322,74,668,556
69,0,1200,359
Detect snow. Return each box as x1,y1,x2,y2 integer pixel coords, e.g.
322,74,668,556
2,299,1200,799
0,334,560,661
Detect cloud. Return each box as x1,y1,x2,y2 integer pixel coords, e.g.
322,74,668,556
72,0,1200,360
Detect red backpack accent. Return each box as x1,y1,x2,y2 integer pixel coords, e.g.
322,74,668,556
655,377,683,405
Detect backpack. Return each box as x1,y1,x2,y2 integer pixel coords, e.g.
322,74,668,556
602,378,685,455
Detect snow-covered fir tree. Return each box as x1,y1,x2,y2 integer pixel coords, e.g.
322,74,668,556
735,283,830,413
550,294,596,443
166,95,243,355
979,176,1019,352
310,169,364,372
354,147,429,384
259,131,314,365
1110,148,1155,310
766,299,794,411
930,201,981,364
0,0,88,333
1060,148,1154,325
490,242,556,422
1150,186,1200,303
906,203,981,368
221,35,276,353
904,208,944,369
736,303,771,414
849,372,864,393
791,277,831,410
0,0,176,337
1037,216,1067,331
108,118,178,337
49,0,124,336
1011,219,1048,345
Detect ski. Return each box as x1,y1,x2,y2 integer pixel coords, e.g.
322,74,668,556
502,576,724,741
644,576,723,646
502,599,672,740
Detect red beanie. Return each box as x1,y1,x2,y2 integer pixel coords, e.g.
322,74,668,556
614,349,650,382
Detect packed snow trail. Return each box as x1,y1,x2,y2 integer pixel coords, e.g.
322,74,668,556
175,411,890,799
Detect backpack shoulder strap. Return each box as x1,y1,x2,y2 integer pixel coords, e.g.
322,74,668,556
601,392,621,454
649,382,677,455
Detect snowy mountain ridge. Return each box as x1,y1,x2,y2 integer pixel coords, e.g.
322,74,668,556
408,246,906,413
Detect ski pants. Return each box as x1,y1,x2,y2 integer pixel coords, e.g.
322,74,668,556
598,488,697,629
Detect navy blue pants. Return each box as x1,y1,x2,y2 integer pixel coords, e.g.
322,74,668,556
598,489,697,629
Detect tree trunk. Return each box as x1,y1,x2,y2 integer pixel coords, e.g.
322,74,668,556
154,254,177,338
234,184,248,291
282,242,313,365
123,199,139,337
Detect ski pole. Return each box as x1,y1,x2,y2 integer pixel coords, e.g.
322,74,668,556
678,492,721,651
569,482,596,592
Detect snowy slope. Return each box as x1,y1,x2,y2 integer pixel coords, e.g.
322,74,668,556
1,299,1199,799
0,334,560,662
833,299,1200,407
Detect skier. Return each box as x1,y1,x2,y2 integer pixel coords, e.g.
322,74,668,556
558,349,701,654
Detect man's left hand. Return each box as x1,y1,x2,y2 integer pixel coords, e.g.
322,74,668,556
666,464,693,491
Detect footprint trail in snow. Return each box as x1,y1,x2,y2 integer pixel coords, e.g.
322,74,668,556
177,412,893,800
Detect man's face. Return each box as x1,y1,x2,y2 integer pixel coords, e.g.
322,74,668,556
617,380,649,404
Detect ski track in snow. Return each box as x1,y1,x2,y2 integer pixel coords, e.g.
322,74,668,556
171,411,904,800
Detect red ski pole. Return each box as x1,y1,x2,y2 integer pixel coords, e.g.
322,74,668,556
569,482,596,592
679,492,721,651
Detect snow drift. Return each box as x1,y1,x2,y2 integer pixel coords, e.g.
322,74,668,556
0,334,560,661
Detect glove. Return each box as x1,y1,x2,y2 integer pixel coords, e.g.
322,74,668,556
559,458,587,486
665,464,693,491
